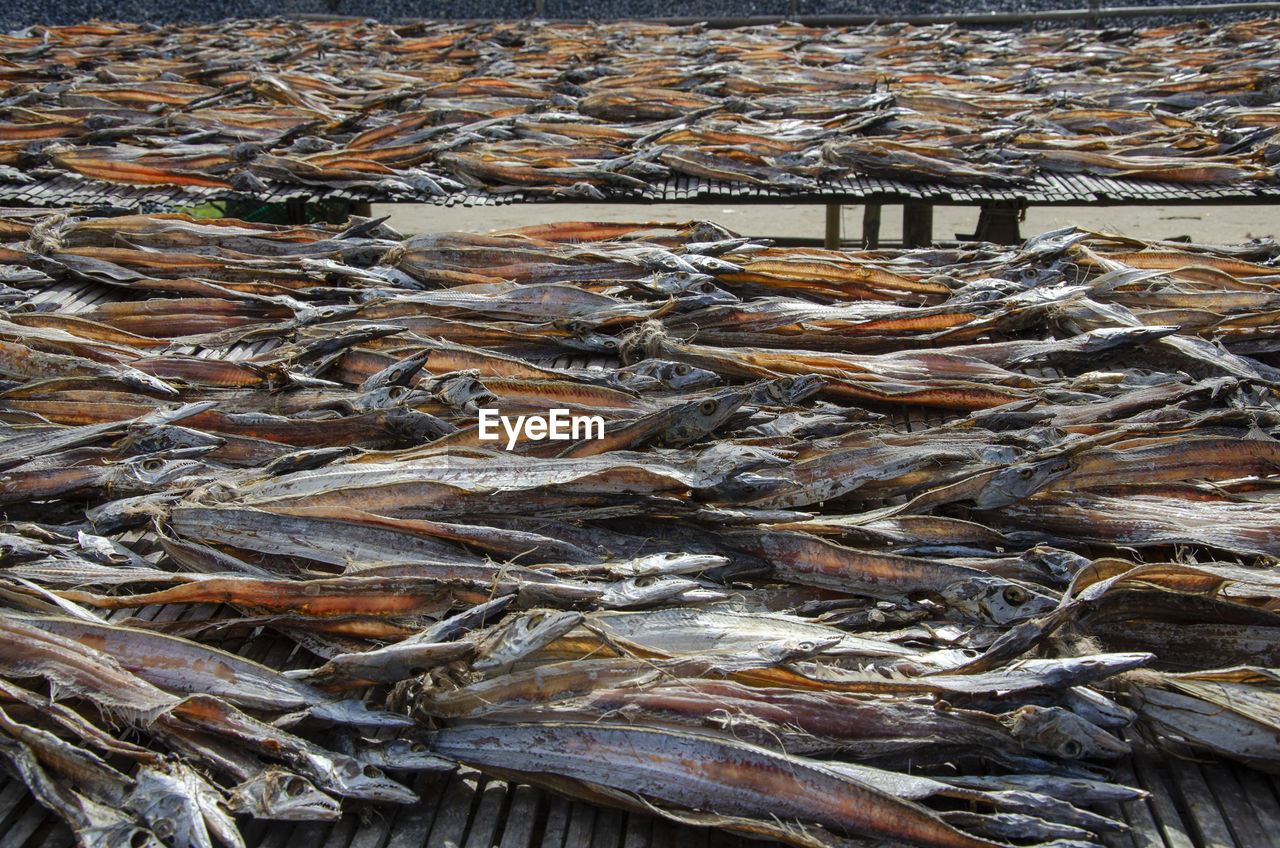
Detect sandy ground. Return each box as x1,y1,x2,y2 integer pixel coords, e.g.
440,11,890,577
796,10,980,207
373,201,1277,244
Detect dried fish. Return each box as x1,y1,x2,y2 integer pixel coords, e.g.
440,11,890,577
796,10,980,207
0,205,1274,847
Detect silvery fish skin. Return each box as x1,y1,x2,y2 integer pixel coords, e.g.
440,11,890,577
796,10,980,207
429,721,1009,848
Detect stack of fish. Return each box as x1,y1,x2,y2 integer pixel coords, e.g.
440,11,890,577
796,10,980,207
1,208,1280,848
1,16,1279,201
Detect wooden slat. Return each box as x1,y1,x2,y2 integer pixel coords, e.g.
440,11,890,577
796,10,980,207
462,778,510,848
1201,763,1268,848
589,807,624,848
0,780,36,835
0,804,53,848
1128,734,1196,848
236,809,277,848
349,799,397,848
497,785,542,848
428,773,481,847
621,812,652,848
383,773,448,848
28,822,73,848
1111,752,1163,848
647,817,679,848
259,819,305,848
538,795,572,848
318,809,358,848
285,821,332,848
563,802,597,847
1164,758,1235,848
1235,768,1280,841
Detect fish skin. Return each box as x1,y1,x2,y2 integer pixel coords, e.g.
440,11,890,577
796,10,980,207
430,721,1009,848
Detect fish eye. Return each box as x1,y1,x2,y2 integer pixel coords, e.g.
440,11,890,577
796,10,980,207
1017,466,1033,478
362,764,383,778
699,399,718,415
796,640,816,652
1061,740,1083,758
388,386,407,399
664,552,681,559
131,831,152,848
141,458,164,472
779,377,794,389
1003,586,1029,606
634,576,656,587
151,819,176,840
410,743,428,753
699,282,716,292
676,272,689,281
286,777,309,797
675,364,691,375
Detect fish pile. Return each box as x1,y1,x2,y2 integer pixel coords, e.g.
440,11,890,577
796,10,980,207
1,16,1280,201
2,207,1280,848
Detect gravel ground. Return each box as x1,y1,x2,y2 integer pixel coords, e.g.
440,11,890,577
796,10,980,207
3,0,1270,30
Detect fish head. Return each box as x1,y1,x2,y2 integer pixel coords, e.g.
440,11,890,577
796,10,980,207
641,270,718,295
228,771,341,821
659,362,722,390
753,375,827,406
661,389,749,446
352,384,419,412
951,277,1030,302
118,456,207,490
630,247,700,274
86,491,185,533
84,825,167,848
622,359,720,390
707,471,790,502
119,367,179,398
1004,260,1067,288
230,171,269,193
683,254,744,275
608,371,662,392
0,532,53,560
433,374,494,408
564,332,621,354
758,635,843,665
385,408,456,442
1015,227,1090,263
122,423,225,454
308,698,416,728
1003,705,1129,760
596,574,702,608
1019,545,1090,585
609,552,730,577
474,609,584,672
972,455,1077,510
357,739,457,772
329,755,419,803
679,221,737,242
941,577,1058,625
295,304,362,326
673,288,740,308
129,767,211,848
